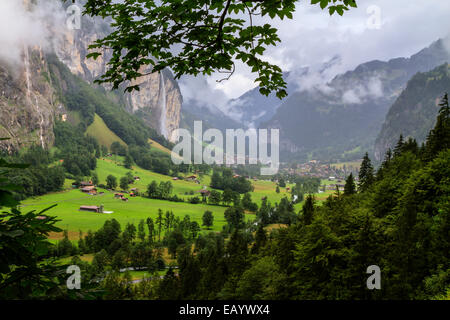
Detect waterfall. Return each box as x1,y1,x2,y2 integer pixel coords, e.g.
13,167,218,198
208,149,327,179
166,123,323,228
159,72,168,139
24,46,45,149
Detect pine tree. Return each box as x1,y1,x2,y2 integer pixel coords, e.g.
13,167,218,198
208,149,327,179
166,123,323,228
393,134,404,158
358,153,374,193
344,173,356,195
424,93,450,161
301,194,315,225
251,224,267,254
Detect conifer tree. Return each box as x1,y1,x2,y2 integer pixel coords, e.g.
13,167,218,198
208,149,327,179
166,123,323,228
393,134,404,157
301,194,315,225
344,173,356,195
424,93,450,161
358,153,374,193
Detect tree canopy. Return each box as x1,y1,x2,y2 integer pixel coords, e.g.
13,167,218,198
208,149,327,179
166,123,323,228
83,0,357,99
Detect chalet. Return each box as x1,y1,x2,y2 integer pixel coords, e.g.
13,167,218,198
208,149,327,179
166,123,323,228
134,176,141,181
172,177,179,181
185,175,197,181
81,186,97,194
80,181,94,187
79,206,101,213
114,193,124,198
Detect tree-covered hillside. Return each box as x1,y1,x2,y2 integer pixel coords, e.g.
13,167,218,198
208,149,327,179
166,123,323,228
264,39,450,162
375,64,450,160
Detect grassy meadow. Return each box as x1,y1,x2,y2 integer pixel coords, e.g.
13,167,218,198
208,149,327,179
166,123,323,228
20,154,336,242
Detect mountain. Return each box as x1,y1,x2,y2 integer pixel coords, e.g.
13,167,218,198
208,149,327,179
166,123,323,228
180,101,241,133
225,57,343,128
375,63,450,160
0,48,58,152
224,72,297,127
263,38,450,162
54,4,182,142
0,1,184,152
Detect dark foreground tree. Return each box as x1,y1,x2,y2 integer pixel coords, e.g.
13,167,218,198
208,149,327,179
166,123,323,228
202,210,214,229
83,0,357,98
344,173,356,195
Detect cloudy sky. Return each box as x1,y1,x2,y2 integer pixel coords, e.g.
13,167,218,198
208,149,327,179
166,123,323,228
1,0,448,108
180,0,450,108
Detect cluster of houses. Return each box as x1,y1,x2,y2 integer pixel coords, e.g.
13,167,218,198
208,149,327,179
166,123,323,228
113,188,140,202
178,175,200,184
74,181,97,194
280,160,360,180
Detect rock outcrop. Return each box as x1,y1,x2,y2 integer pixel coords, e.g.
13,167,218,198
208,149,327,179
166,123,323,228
54,14,182,142
0,47,62,152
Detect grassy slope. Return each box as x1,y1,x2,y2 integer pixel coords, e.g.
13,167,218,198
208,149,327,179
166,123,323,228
21,151,336,240
21,188,230,240
148,138,173,156
86,113,127,149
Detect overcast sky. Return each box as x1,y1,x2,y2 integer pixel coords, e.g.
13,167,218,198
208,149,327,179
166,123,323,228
1,0,449,108
180,0,450,107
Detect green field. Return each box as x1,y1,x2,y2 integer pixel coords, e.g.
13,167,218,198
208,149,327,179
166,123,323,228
86,113,127,149
21,188,232,240
330,160,362,170
20,153,336,241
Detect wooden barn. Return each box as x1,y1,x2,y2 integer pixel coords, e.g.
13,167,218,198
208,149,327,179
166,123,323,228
81,186,97,194
79,206,101,213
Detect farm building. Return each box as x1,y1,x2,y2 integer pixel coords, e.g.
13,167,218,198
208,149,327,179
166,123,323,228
185,175,197,181
81,186,97,194
79,206,101,213
80,181,94,187
114,193,124,198
134,176,141,181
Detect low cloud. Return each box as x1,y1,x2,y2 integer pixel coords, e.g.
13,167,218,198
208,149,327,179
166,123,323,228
341,77,384,104
179,75,230,113
0,0,66,68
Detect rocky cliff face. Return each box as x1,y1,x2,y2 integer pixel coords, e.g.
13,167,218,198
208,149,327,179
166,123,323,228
374,63,450,160
0,47,63,152
54,15,182,142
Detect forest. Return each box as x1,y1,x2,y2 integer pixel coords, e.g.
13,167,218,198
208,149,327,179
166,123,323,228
0,94,448,300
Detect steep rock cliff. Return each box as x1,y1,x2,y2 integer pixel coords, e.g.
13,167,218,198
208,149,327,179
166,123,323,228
0,47,63,152
54,14,182,142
